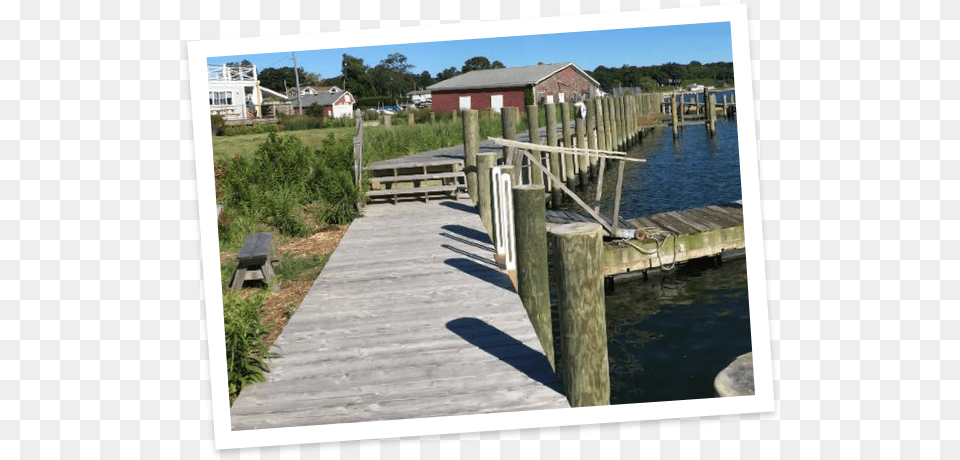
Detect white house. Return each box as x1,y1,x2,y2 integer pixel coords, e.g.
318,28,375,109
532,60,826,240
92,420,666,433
208,64,262,120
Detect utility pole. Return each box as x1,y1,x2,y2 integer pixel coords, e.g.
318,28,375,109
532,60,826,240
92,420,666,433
292,52,303,114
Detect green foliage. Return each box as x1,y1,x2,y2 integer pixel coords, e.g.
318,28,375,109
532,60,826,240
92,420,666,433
305,103,326,117
257,66,322,94
222,123,281,136
278,114,323,131
275,254,329,282
355,96,396,109
524,87,535,106
461,56,505,73
223,289,272,399
211,114,226,136
215,133,362,247
588,61,735,91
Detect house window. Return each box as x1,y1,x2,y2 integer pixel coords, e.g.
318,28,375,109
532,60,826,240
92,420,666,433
557,92,565,103
209,91,232,106
459,96,471,110
490,95,503,113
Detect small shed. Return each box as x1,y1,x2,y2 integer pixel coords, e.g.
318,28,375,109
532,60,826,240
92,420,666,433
427,63,602,113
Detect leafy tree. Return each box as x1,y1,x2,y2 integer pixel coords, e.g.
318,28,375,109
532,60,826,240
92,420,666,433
435,66,460,81
341,54,371,97
461,56,504,73
257,66,321,93
416,70,434,88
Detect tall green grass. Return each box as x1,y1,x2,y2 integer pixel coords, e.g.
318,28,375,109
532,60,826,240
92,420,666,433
361,115,506,163
215,133,363,249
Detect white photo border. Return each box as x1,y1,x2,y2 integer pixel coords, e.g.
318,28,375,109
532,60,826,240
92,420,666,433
187,4,773,450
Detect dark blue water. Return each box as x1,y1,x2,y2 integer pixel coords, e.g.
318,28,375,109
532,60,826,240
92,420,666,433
557,98,751,404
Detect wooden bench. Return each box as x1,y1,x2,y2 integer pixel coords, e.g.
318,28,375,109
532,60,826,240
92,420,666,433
231,232,280,291
365,159,466,204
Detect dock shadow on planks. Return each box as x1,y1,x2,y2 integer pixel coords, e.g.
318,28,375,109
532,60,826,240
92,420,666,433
440,232,495,253
440,223,490,244
446,317,564,395
444,257,515,293
439,200,479,215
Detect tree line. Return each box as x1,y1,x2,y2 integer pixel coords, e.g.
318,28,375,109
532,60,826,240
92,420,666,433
249,54,733,104
589,61,735,92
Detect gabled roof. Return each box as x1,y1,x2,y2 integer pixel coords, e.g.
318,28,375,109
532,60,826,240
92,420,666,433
427,63,600,91
293,90,352,108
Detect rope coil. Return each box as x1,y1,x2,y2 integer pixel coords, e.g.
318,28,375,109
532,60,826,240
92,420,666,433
615,226,679,272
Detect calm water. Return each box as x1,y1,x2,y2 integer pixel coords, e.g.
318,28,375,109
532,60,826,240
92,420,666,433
556,96,752,404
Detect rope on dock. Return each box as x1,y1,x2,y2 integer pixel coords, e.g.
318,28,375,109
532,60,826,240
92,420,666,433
614,226,679,272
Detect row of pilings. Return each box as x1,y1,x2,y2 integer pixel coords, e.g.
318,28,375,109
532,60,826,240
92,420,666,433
666,88,736,138
459,93,661,407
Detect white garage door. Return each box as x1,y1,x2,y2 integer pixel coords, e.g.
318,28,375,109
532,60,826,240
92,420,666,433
459,96,471,110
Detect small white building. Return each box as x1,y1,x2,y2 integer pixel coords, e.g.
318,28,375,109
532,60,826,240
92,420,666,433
406,89,432,106
208,64,263,120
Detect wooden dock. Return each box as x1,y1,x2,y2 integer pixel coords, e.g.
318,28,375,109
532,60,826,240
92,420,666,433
545,201,745,276
230,199,569,430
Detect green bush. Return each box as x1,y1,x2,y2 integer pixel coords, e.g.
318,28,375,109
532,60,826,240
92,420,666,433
215,133,363,247
277,114,323,132
223,289,272,400
223,123,281,136
355,96,396,109
211,114,226,136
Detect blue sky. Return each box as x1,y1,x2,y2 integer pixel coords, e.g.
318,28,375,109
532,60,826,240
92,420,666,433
209,22,732,85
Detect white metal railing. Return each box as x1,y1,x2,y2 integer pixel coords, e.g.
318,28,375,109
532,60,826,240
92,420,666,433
208,64,256,81
491,166,517,273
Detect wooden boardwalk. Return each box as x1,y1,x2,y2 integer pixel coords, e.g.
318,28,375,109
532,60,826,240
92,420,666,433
230,198,569,430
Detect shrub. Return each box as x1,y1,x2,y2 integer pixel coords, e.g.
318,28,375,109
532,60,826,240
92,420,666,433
211,114,226,136
277,114,323,132
214,133,363,246
223,289,272,399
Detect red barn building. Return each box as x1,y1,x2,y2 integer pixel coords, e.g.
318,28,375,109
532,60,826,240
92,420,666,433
427,63,602,113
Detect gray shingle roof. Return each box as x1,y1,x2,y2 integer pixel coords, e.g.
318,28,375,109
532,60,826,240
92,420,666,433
426,63,599,91
293,90,350,108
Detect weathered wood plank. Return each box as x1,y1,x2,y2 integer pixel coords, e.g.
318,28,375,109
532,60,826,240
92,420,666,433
230,199,568,429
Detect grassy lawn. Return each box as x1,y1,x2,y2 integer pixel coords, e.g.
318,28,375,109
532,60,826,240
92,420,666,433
212,126,356,161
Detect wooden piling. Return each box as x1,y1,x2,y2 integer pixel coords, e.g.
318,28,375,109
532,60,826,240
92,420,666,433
525,104,543,187
513,184,554,369
451,109,458,124
670,95,679,138
594,98,607,153
575,113,588,185
430,112,436,125
501,106,519,165
462,109,480,204
678,94,685,125
408,111,414,127
560,102,573,148
704,88,715,135
550,222,609,407
545,103,561,207
384,114,392,127
619,96,630,146
476,152,498,240
560,102,576,187
586,99,599,174
603,98,615,152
